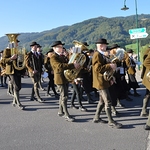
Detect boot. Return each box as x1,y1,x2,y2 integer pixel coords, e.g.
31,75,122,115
61,97,70,117
30,87,36,101
140,96,150,117
86,93,94,104
105,106,114,123
93,102,105,122
45,83,51,97
34,86,44,102
134,89,141,97
111,106,119,116
58,99,64,117
13,91,24,110
7,82,14,96
106,106,122,128
117,99,124,107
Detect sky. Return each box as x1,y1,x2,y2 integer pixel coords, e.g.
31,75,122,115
0,0,149,38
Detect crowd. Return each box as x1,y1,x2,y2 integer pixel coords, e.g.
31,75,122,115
0,36,150,130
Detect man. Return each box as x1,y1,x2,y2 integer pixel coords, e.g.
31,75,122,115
2,39,25,110
50,41,80,122
92,38,122,128
36,44,45,91
125,49,140,97
25,41,44,103
0,50,7,87
142,49,150,130
80,42,95,104
44,48,59,98
140,48,150,117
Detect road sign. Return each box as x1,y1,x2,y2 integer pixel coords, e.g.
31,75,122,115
129,27,146,34
130,32,148,39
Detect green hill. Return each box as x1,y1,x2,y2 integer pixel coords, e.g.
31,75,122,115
0,14,150,54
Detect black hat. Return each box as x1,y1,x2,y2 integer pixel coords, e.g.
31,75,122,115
51,41,65,47
30,41,38,47
126,49,134,53
81,42,89,46
17,39,20,43
109,44,120,50
95,38,109,45
46,48,54,55
37,44,42,48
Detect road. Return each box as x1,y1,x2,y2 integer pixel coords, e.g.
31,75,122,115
0,71,149,150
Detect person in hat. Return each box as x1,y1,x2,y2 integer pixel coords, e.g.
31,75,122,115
109,44,132,113
44,48,59,98
25,41,44,103
125,49,140,97
109,44,120,50
0,50,7,87
50,40,80,122
140,47,150,118
79,42,95,104
36,44,45,91
81,42,89,47
2,39,25,110
92,38,122,128
141,48,150,130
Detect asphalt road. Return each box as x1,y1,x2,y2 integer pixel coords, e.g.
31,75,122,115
0,71,149,150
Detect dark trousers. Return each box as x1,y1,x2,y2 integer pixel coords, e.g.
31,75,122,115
0,75,7,86
128,74,139,91
9,74,21,92
37,73,43,89
70,83,82,107
57,84,69,116
9,73,22,105
30,72,41,99
47,74,57,95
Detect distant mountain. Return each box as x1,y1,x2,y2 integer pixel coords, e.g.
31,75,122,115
0,14,150,53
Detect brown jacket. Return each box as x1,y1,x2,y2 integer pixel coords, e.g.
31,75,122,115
50,53,75,85
25,51,43,76
125,56,136,75
2,48,14,75
142,52,150,90
141,48,150,79
92,51,112,90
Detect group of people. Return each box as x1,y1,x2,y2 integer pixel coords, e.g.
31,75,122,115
0,37,149,130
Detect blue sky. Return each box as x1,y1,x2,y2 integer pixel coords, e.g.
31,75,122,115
0,0,149,38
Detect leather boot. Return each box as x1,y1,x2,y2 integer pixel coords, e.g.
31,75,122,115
58,97,64,117
140,95,150,117
13,91,24,110
111,106,119,116
105,106,114,123
47,83,50,94
93,102,105,121
61,98,70,117
117,99,124,107
7,82,14,96
34,86,41,100
86,93,94,104
30,87,36,100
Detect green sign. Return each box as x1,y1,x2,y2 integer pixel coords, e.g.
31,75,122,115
129,27,146,34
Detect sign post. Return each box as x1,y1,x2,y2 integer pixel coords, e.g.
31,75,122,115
129,27,148,70
129,27,146,34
